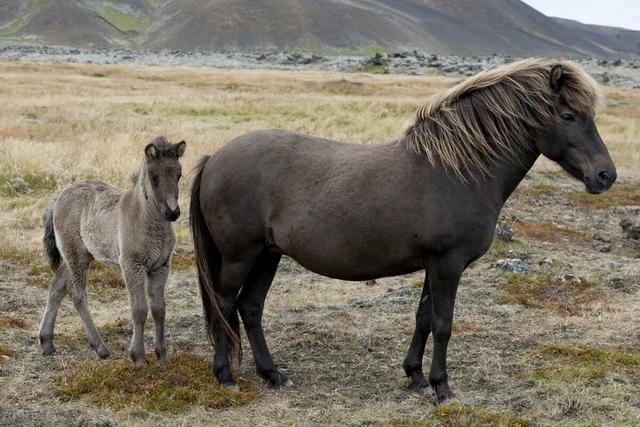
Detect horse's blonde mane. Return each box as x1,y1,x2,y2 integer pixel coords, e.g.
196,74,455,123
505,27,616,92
403,58,602,180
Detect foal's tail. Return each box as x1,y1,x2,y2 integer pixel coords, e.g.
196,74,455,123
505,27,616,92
42,194,61,271
190,156,242,365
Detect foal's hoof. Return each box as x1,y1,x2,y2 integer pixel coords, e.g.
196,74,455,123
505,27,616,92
97,345,112,359
128,351,147,367
41,343,56,356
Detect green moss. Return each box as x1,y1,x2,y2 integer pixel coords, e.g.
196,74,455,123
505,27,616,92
0,173,58,196
393,402,529,426
497,273,602,316
569,183,640,208
55,352,258,414
541,344,640,370
96,7,151,33
0,344,17,365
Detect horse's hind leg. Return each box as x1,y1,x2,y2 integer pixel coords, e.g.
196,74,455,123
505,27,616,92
237,252,292,388
147,265,169,365
39,266,69,355
213,259,254,389
67,260,111,358
403,270,432,389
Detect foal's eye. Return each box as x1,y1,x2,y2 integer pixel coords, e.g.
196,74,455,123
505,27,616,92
150,174,159,185
561,113,576,122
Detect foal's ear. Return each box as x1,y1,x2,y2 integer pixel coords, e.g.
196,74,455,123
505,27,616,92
175,140,186,158
550,64,565,92
145,143,158,159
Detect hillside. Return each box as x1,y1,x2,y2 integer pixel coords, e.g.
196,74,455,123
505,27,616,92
0,0,639,57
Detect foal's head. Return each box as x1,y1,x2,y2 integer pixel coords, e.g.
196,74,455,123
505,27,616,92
535,64,616,194
143,137,186,221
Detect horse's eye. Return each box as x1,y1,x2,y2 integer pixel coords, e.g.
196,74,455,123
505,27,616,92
561,113,575,122
150,174,159,185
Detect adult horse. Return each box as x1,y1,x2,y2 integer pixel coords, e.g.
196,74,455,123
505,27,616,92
190,59,616,401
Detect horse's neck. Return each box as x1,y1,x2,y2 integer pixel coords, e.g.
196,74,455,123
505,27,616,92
481,148,540,204
127,177,166,227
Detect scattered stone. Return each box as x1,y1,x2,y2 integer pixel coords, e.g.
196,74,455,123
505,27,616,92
592,233,612,252
601,260,621,269
539,257,554,266
494,258,531,274
365,280,377,286
620,218,640,240
494,222,515,242
553,274,582,284
6,177,31,195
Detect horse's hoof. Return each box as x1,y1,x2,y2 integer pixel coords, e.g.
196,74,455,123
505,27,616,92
281,379,295,389
223,383,240,393
408,376,429,390
433,383,455,404
129,351,147,367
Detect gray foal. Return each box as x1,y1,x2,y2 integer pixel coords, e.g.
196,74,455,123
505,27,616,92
38,137,186,366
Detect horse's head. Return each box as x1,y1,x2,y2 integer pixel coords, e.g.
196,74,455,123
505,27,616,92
143,137,186,221
535,64,616,194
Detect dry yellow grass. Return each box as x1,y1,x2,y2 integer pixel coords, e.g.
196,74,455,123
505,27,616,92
0,60,639,426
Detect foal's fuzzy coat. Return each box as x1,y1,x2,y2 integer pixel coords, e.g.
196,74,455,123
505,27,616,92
39,137,185,365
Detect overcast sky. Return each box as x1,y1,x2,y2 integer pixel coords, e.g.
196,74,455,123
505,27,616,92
523,0,640,30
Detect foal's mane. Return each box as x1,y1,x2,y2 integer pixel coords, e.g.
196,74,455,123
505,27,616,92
403,58,602,179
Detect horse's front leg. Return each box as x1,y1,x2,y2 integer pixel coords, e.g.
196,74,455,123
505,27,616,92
147,264,170,365
121,262,148,367
426,254,464,402
403,270,432,389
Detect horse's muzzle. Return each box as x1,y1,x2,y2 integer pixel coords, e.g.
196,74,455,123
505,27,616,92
584,169,617,194
165,206,181,221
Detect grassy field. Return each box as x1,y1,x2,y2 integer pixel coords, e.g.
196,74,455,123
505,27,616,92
0,60,639,426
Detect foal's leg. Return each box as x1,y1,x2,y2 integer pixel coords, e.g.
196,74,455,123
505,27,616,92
39,266,69,355
121,262,148,367
67,261,111,358
213,259,253,389
147,265,169,365
403,270,432,389
237,252,292,388
426,255,463,402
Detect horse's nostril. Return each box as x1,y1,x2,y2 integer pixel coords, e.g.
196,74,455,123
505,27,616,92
598,171,611,184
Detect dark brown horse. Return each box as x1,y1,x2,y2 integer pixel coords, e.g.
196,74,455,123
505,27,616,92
190,59,616,401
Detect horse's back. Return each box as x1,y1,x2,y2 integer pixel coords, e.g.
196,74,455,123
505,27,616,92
53,180,123,264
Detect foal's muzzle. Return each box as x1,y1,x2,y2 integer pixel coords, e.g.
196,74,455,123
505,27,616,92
165,206,180,221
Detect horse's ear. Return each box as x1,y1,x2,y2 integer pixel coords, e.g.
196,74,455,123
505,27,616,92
175,140,186,158
145,143,158,159
550,64,564,92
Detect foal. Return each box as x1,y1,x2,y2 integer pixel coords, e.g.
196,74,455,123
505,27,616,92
39,137,186,366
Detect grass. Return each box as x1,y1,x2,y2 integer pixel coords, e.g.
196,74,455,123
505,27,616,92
0,173,58,196
497,273,604,316
569,182,640,208
540,343,640,372
0,313,30,330
508,221,590,244
95,6,151,34
0,344,17,365
393,402,529,426
55,352,258,414
0,245,50,286
516,183,557,198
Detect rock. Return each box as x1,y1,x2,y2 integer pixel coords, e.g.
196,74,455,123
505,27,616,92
539,257,554,266
494,258,531,274
620,218,640,240
553,274,582,284
494,222,515,242
6,177,31,195
601,260,620,269
365,280,377,286
592,233,612,252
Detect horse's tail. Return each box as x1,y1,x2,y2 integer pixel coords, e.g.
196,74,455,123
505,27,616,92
42,194,61,271
190,156,242,365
